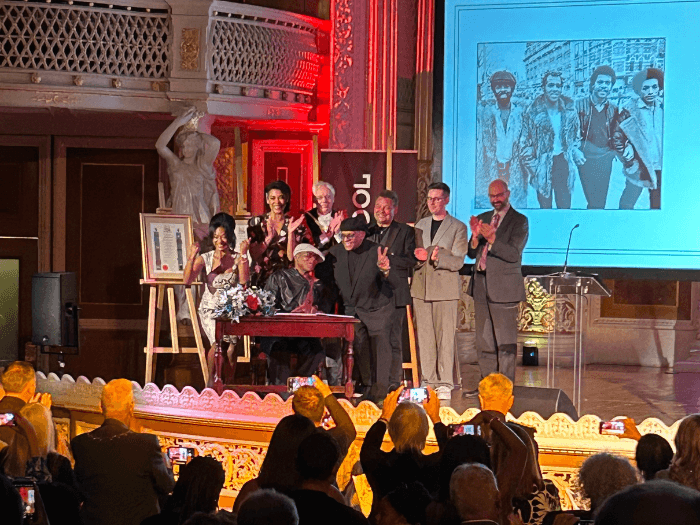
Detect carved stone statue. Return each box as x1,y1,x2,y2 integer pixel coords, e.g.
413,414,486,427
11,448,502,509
156,107,222,323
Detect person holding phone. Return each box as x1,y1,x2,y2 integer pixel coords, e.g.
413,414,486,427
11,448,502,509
360,386,448,519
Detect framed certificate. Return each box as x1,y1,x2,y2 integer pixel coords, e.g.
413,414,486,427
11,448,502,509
140,213,194,282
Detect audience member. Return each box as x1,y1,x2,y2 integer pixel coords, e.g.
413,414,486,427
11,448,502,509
667,413,700,491
578,452,638,519
508,423,560,525
376,481,433,525
0,471,24,525
0,362,38,448
236,489,299,525
182,513,233,525
142,456,225,525
595,480,700,525
636,433,673,482
450,463,500,525
478,372,514,420
292,378,356,460
71,379,174,525
291,432,368,525
233,414,317,513
360,387,447,517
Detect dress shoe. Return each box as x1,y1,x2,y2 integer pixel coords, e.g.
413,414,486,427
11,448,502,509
462,389,479,399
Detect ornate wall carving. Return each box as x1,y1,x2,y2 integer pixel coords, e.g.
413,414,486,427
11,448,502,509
180,28,200,71
330,0,355,148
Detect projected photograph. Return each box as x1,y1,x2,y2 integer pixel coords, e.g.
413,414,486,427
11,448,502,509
475,38,665,210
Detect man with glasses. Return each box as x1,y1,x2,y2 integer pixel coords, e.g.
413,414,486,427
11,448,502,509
411,182,469,403
327,216,396,403
466,179,528,389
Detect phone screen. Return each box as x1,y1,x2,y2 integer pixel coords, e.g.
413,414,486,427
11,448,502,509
168,447,195,464
0,413,15,426
16,485,35,516
287,376,315,392
449,423,481,436
599,420,625,435
398,388,428,404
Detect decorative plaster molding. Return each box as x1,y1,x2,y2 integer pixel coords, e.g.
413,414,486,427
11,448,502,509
180,28,200,71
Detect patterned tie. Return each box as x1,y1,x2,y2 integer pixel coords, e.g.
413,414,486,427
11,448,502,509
479,212,500,271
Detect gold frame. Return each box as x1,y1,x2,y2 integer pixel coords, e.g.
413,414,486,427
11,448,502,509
140,213,194,283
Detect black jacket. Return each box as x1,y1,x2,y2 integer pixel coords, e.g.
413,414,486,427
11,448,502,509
71,419,174,525
264,268,337,314
367,220,416,307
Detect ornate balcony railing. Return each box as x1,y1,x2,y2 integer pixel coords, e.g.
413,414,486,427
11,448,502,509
0,0,329,119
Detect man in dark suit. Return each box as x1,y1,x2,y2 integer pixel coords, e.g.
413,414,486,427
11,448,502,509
467,179,528,386
367,190,416,390
327,215,395,403
71,378,174,525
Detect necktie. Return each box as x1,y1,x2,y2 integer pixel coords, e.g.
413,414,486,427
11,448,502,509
479,213,500,271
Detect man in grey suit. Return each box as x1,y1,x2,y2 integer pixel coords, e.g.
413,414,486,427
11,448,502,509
467,180,528,388
411,182,469,401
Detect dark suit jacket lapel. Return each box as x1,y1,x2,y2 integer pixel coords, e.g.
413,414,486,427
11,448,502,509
350,242,374,296
496,207,515,238
382,221,401,251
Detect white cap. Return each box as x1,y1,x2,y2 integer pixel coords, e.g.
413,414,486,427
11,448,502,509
293,243,325,262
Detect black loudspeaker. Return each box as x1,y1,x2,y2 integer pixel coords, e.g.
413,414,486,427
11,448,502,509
511,386,578,421
31,272,79,348
522,344,539,366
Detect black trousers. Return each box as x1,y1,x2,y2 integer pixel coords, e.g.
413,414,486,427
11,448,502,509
537,153,571,209
354,303,394,401
619,169,661,209
262,337,325,385
579,151,615,209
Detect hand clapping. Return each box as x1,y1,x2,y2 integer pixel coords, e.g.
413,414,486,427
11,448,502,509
414,247,428,261
479,222,496,244
288,215,305,233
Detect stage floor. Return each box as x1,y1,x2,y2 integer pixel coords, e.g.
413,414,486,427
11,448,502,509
451,364,699,425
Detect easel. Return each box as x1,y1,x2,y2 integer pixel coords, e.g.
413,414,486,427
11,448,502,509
142,280,208,385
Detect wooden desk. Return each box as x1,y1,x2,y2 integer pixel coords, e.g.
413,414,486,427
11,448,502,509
215,313,360,397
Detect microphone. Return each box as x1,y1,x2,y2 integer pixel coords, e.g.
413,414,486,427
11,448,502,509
563,224,580,275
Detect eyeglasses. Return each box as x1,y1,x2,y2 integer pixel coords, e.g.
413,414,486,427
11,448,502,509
340,233,358,240
489,191,508,199
427,197,445,203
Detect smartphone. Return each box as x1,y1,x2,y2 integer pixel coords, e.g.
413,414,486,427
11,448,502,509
287,376,315,392
12,479,36,517
398,387,429,404
448,423,482,436
167,446,195,465
599,420,625,435
0,413,15,426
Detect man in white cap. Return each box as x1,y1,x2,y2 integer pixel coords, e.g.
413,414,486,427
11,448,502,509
262,243,338,384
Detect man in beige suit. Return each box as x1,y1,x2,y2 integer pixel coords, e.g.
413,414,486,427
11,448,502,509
411,182,469,401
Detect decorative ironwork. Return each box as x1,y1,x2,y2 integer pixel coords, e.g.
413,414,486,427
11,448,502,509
0,1,171,78
210,17,320,93
519,279,576,333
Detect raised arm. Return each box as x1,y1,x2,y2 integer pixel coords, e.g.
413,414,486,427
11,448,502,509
155,106,198,166
183,242,205,285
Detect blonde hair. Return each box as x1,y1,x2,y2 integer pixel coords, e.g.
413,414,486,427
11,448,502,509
292,386,325,424
20,403,56,456
478,373,513,404
388,402,430,454
101,379,134,418
1,361,35,393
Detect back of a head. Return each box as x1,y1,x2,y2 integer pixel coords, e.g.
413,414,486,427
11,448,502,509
296,431,339,482
595,480,700,525
1,361,35,396
101,378,134,419
384,481,433,525
257,414,316,491
636,433,673,481
20,402,55,456
478,373,513,413
236,489,299,525
579,452,638,511
438,435,490,501
170,456,226,522
291,386,324,424
450,463,500,522
388,402,429,454
670,414,700,491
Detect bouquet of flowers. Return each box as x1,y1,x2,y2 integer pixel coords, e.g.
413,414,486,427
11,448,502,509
212,284,277,323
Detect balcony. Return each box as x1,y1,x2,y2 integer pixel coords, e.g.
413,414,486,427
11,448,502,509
0,0,330,120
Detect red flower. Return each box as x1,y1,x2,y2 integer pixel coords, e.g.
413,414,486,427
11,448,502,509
245,294,260,311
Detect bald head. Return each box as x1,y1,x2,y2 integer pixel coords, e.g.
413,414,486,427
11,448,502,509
101,379,134,424
488,179,510,211
450,463,500,522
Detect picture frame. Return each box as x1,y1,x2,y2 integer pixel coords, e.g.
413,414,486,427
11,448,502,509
140,213,194,283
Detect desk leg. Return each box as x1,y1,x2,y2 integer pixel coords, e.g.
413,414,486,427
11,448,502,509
344,325,355,399
213,321,224,395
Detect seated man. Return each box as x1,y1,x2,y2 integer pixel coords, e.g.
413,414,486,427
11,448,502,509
71,379,174,525
478,372,513,421
263,243,337,384
292,378,356,461
450,463,501,525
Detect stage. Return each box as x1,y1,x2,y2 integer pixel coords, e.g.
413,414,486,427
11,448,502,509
38,363,696,513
